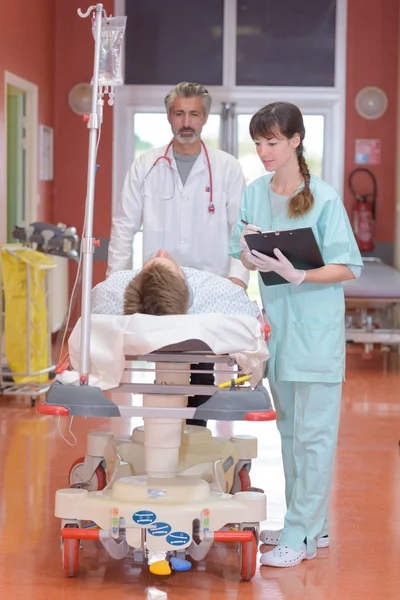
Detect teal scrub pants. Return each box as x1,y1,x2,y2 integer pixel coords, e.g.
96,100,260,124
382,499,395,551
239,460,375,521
269,381,342,555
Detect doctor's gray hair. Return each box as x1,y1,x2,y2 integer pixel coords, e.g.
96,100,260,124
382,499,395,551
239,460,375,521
164,82,212,116
250,102,314,218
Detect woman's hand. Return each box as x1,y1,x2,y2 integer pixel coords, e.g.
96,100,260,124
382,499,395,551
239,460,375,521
240,250,256,271
248,249,357,285
240,224,261,252
248,248,306,286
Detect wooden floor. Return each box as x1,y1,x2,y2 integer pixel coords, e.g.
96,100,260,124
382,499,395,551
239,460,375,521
0,349,399,599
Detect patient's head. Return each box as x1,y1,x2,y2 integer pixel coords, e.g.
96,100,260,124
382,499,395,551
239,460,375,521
123,249,190,316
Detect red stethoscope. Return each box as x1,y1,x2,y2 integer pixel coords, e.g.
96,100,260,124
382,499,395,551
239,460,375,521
140,140,215,213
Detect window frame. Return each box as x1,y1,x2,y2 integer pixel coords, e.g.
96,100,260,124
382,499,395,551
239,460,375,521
113,0,347,205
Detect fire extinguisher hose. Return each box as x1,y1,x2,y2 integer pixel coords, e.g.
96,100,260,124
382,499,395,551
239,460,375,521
348,168,377,219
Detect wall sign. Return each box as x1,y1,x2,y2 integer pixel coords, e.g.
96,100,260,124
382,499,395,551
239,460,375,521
355,139,381,165
39,125,54,180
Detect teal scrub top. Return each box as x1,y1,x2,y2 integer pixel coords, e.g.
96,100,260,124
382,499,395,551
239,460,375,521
229,174,364,383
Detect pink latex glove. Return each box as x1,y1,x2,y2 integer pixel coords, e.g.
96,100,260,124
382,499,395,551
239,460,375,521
239,224,261,263
249,248,306,286
240,224,261,252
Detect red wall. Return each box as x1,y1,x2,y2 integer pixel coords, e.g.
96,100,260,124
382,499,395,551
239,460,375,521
344,0,399,243
53,0,113,288
1,1,398,265
51,0,399,268
0,0,55,236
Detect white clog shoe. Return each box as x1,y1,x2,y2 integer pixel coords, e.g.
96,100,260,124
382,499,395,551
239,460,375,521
260,543,317,568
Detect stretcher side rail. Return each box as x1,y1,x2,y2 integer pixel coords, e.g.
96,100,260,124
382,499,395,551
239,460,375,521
126,338,237,364
126,353,234,364
40,380,275,421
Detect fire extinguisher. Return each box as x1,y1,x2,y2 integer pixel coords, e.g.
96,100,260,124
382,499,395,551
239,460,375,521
348,168,377,252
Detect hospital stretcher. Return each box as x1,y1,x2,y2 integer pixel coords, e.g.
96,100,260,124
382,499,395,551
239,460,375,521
344,257,400,359
39,312,275,580
40,5,275,580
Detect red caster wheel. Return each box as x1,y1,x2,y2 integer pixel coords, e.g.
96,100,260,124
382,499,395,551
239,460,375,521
69,457,106,491
62,536,79,577
238,528,257,581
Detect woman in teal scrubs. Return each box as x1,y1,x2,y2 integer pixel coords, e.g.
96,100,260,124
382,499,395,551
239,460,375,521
229,102,363,568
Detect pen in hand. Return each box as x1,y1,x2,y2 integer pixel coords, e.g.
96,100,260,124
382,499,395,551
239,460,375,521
241,219,262,233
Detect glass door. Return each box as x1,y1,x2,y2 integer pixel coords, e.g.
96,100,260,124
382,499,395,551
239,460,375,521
131,112,221,268
132,112,221,161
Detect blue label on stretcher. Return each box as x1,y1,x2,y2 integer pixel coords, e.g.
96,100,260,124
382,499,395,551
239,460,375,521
148,522,172,537
166,531,190,546
132,510,156,525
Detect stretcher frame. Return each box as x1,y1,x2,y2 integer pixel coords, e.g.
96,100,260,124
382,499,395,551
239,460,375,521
38,3,274,581
40,342,275,581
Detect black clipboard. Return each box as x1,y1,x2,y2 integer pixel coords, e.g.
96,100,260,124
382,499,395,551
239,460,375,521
245,227,324,286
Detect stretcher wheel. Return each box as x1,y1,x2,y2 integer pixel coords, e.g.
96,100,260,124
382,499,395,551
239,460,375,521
238,466,251,491
69,457,106,491
238,527,257,581
62,537,79,577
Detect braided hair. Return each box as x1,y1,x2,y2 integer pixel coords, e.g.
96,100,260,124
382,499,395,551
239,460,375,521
249,102,314,218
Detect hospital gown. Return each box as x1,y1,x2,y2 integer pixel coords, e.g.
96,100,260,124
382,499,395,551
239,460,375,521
91,267,260,319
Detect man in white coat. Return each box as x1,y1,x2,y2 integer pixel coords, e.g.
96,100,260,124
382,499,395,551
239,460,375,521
107,81,248,425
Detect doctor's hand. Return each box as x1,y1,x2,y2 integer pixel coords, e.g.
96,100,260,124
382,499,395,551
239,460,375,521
248,248,306,286
240,224,261,252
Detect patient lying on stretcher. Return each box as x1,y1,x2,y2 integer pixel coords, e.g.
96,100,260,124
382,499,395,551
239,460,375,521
92,249,259,319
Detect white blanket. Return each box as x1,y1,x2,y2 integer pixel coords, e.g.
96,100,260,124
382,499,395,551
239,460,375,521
61,313,270,391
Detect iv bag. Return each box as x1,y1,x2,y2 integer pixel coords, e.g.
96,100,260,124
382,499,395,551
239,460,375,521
93,16,127,87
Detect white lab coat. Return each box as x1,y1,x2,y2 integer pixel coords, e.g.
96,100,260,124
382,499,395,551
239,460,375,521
107,143,249,283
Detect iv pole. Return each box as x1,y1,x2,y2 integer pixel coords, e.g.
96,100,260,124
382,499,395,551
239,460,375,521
77,4,105,384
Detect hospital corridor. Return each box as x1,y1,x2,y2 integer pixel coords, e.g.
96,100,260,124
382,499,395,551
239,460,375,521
2,0,400,599
0,351,399,599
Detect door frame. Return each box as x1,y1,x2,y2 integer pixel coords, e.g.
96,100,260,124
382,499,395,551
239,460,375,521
3,72,39,243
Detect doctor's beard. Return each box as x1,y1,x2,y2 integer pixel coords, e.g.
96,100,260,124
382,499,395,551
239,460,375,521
173,127,201,145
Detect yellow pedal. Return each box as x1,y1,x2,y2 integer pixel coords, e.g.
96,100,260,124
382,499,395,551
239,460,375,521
217,375,250,389
149,560,171,576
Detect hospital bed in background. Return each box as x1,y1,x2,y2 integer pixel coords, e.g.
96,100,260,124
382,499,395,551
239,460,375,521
344,257,400,362
39,312,275,580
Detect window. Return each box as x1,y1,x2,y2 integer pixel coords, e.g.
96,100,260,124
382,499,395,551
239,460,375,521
124,0,224,85
114,0,346,204
236,0,336,86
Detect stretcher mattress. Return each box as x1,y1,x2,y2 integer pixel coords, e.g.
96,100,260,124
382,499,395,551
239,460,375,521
344,260,400,299
61,313,270,390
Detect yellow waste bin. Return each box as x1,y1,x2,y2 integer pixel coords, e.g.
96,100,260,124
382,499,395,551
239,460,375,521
1,245,56,383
